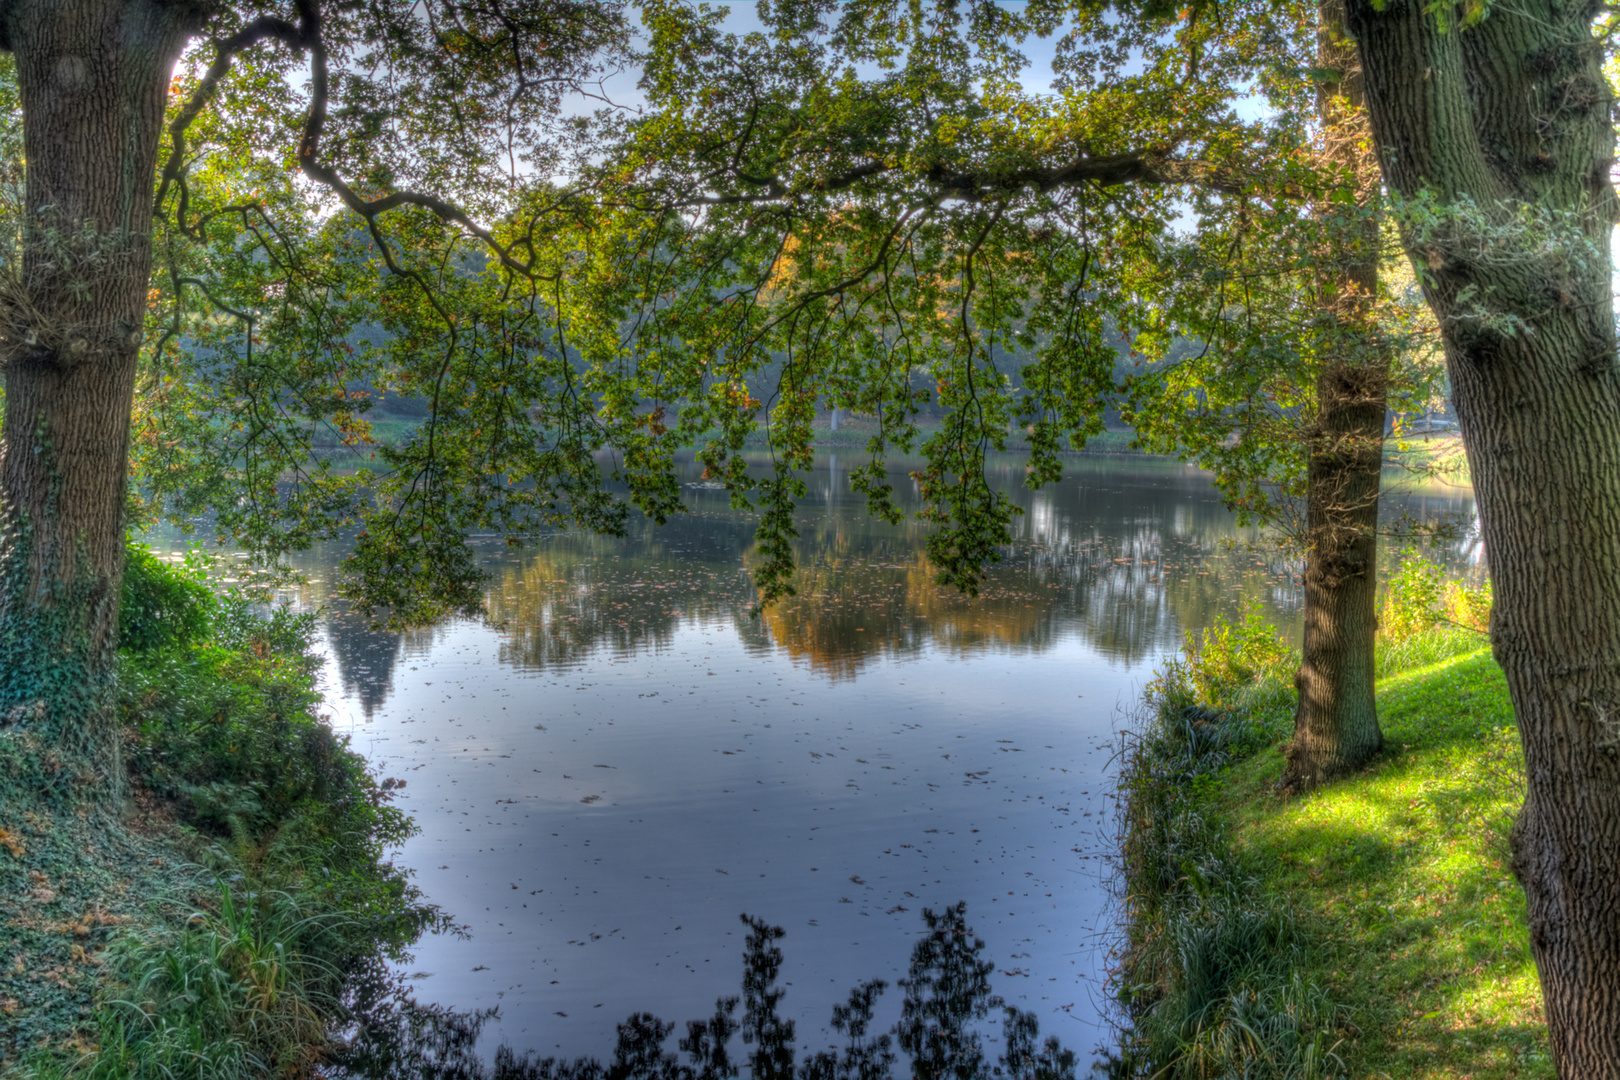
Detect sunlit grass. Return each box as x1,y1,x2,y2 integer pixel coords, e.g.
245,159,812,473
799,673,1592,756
1374,623,1489,679
1217,650,1551,1078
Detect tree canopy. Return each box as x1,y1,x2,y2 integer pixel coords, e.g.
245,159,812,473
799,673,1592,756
127,0,1442,627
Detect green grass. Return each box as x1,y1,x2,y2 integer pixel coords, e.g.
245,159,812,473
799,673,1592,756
1374,624,1490,680
1212,650,1548,1078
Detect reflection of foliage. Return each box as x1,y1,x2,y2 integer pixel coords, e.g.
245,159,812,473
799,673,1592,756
326,615,405,720
458,460,1478,684
486,537,749,672
269,460,1479,698
332,904,1074,1080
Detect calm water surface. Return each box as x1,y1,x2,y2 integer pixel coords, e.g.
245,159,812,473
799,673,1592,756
237,455,1478,1063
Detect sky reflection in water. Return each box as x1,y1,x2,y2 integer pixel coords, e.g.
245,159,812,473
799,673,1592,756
253,455,1476,1063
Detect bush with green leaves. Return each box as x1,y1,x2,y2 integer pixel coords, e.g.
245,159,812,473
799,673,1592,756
118,547,216,652
1145,607,1296,747
1379,552,1449,641
1373,550,1491,678
4,544,452,1078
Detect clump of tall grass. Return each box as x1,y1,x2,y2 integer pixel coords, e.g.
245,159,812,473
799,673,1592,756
81,884,345,1079
1111,692,1349,1079
1111,610,1344,1077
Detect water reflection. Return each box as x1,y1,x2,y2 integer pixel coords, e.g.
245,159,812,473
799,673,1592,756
335,904,1080,1080
277,456,1475,692
455,456,1461,682
162,454,1476,1061
327,618,407,719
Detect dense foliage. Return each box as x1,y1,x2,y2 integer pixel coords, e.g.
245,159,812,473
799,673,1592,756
117,0,1444,624
1,548,449,1076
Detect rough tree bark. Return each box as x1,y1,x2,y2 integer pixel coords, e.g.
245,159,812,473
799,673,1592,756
1348,0,1620,1071
0,1,195,749
1283,0,1389,790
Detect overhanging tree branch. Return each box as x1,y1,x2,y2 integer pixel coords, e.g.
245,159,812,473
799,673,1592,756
158,14,309,236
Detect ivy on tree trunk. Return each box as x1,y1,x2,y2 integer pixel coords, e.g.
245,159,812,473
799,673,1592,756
0,1,196,758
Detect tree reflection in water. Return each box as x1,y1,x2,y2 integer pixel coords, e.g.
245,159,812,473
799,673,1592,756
188,455,1475,1063
334,904,1077,1080
293,455,1473,700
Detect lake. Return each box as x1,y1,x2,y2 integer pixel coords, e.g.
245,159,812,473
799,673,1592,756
186,452,1478,1068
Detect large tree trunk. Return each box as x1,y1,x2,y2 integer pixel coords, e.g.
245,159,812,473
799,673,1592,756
1284,0,1388,790
1348,0,1620,1072
0,2,190,759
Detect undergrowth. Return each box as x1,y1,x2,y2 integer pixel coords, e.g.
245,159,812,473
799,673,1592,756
1216,654,1545,1078
3,544,449,1079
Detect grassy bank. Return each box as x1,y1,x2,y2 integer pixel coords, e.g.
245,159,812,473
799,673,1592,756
1114,580,1546,1077
1218,650,1544,1077
0,548,446,1078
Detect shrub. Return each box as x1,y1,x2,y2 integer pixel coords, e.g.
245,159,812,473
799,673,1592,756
1374,550,1491,678
119,546,216,652
1182,604,1292,704
1146,607,1296,746
33,543,456,1078
1445,576,1492,633
1380,552,1449,640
